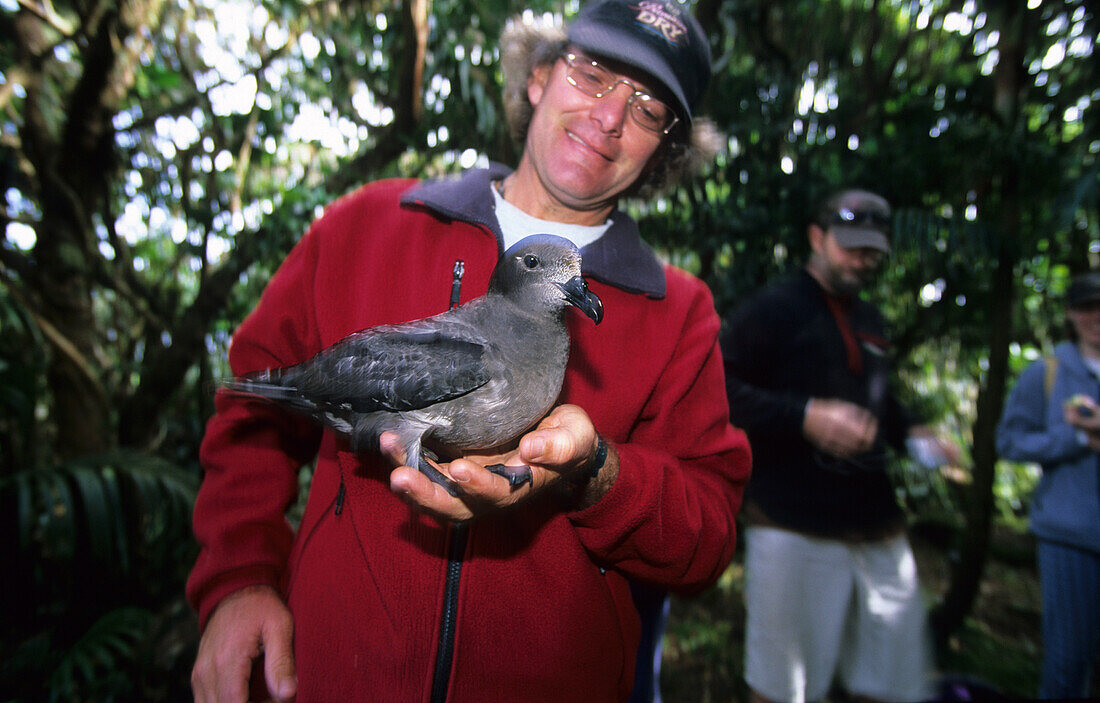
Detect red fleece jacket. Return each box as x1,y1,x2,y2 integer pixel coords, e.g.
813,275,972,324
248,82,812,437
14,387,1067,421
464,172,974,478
187,173,750,702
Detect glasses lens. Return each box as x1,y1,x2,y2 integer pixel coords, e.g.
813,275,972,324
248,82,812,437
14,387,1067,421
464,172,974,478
565,54,614,98
631,94,673,132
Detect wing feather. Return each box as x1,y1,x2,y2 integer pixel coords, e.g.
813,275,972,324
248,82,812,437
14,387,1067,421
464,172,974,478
237,325,490,413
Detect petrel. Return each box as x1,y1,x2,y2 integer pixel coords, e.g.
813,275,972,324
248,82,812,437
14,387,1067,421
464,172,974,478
223,235,603,496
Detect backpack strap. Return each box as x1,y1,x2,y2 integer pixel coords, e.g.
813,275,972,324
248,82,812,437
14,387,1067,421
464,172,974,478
1044,355,1059,400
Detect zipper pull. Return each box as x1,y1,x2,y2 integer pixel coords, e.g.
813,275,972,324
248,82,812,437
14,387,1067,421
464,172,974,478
450,260,465,310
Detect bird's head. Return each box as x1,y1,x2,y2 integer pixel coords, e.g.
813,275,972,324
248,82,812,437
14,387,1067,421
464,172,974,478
491,234,603,324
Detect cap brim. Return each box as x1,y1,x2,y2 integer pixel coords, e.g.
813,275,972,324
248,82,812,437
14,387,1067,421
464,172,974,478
832,227,890,253
1069,292,1100,307
568,24,692,127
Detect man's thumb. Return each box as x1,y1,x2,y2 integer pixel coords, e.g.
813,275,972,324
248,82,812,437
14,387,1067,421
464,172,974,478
263,626,297,702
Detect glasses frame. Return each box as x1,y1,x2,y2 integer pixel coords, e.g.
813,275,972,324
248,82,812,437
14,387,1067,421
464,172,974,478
562,52,679,135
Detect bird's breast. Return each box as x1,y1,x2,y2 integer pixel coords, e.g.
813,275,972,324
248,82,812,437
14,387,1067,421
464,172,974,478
421,330,571,452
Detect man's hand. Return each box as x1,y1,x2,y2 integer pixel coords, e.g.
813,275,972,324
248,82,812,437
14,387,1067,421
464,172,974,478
192,584,297,703
385,404,615,522
803,398,878,459
907,425,964,467
1064,395,1100,451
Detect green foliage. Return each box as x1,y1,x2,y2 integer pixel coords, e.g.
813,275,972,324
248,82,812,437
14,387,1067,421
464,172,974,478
0,452,198,703
662,560,748,703
44,607,154,703
0,285,47,474
1,451,197,606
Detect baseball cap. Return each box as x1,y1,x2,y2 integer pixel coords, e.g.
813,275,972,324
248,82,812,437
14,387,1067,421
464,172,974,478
567,0,711,128
819,189,892,254
1068,271,1100,308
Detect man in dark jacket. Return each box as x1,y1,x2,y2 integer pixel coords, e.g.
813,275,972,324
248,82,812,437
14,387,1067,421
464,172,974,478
722,189,957,703
187,2,750,702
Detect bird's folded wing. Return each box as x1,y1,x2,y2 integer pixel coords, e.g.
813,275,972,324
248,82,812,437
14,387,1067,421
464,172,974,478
289,328,491,413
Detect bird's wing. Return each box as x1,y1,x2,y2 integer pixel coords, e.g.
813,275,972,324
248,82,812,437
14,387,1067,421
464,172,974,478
281,325,491,413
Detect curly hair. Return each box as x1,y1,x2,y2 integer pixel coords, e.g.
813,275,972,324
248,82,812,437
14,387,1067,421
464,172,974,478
499,15,724,199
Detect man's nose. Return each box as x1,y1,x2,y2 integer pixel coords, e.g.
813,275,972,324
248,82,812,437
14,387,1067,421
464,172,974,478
590,83,633,134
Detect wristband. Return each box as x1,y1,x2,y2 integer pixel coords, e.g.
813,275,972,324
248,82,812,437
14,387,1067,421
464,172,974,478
579,435,608,482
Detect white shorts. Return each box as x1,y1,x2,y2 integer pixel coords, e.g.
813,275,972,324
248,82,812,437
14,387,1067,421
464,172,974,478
743,526,933,703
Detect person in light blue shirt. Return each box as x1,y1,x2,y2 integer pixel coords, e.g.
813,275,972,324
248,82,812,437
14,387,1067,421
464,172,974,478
996,270,1100,699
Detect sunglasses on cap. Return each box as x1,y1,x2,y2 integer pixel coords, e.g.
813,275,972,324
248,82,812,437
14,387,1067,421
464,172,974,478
822,207,891,231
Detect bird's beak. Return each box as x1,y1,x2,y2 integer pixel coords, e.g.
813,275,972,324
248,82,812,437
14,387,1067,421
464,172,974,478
559,276,603,324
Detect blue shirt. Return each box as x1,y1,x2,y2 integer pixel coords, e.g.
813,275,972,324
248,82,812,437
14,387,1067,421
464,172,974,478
996,340,1100,553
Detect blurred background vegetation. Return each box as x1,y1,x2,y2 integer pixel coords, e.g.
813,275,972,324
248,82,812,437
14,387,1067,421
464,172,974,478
0,0,1096,700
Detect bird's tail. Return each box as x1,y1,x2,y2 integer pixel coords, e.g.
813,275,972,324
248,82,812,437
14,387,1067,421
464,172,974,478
219,370,359,438
220,370,321,416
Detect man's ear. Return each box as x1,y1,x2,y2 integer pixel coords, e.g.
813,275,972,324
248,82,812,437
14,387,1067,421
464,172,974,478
527,63,553,107
808,223,827,254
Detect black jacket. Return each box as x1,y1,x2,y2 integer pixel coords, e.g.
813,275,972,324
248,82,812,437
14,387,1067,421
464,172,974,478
721,269,914,538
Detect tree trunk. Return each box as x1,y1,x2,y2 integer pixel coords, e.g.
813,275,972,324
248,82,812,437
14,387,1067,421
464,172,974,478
932,245,1014,645
931,2,1024,646
14,4,135,460
38,249,111,459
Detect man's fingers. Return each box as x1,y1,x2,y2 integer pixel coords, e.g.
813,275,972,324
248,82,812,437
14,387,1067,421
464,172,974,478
518,431,562,465
390,459,535,521
391,464,475,522
263,622,298,703
192,616,255,703
191,586,294,703
378,431,407,465
387,405,596,521
519,405,595,467
856,417,878,451
191,660,222,703
209,651,252,703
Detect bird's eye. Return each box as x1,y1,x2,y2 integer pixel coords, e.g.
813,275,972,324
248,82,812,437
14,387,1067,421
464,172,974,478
523,254,540,269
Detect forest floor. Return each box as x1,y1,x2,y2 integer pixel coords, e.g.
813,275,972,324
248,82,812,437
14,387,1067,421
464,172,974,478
659,522,1099,703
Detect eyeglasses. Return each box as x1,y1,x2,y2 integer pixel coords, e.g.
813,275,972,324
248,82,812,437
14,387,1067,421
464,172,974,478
563,52,679,135
824,208,892,231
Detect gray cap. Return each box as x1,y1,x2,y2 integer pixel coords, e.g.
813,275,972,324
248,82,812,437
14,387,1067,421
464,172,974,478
567,0,711,128
818,189,892,253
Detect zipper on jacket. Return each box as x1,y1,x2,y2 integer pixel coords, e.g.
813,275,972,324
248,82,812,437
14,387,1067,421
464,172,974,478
333,479,346,516
428,260,468,702
429,522,468,703
450,260,465,310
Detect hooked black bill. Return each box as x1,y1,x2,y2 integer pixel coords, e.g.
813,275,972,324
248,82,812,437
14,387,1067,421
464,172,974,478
558,276,603,324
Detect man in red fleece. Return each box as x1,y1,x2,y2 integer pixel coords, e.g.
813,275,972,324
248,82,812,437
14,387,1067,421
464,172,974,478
187,2,750,701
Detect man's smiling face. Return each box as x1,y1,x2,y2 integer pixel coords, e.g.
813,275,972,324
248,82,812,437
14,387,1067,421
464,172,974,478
518,51,666,221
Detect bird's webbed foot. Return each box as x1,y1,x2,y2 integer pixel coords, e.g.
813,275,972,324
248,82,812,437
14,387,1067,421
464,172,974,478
483,463,533,488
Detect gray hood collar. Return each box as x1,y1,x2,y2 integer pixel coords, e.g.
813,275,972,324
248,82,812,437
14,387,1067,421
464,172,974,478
400,164,666,299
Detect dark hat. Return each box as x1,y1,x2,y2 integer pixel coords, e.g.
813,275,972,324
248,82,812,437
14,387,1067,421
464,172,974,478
1068,271,1100,308
567,0,711,127
819,189,892,254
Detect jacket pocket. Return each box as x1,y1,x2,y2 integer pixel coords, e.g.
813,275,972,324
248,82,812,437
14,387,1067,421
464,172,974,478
284,460,344,599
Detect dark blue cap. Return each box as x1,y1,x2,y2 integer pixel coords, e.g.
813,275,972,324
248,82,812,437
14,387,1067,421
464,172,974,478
1069,271,1100,308
567,0,711,127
